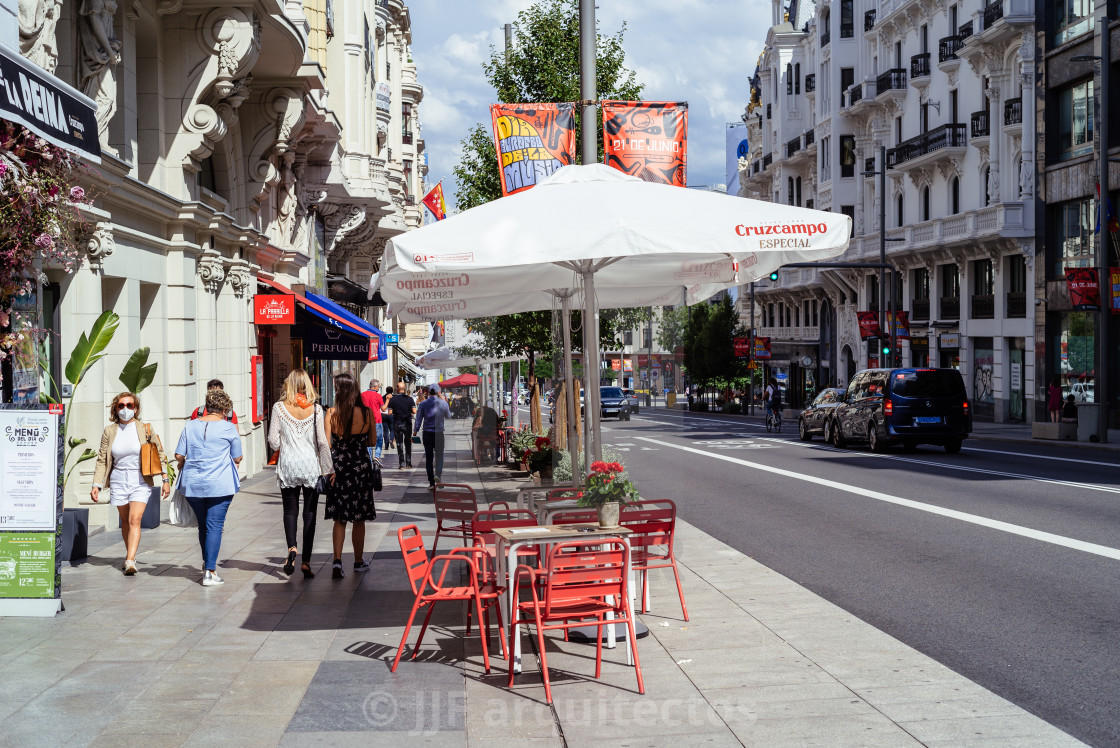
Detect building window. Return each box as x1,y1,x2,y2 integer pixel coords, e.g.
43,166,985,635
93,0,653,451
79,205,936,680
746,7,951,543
787,64,793,95
973,259,994,296
950,177,960,214
788,177,796,206
840,135,856,177
1053,0,1093,46
795,305,801,327
812,299,819,326
840,205,855,236
895,116,902,144
403,158,413,196
840,67,854,94
896,194,905,227
1058,80,1094,161
643,328,652,348
795,63,801,94
942,264,960,297
869,274,880,310
921,186,930,221
796,177,802,206
840,0,854,37
1051,197,1096,273
624,330,633,345
984,167,992,205
820,135,831,181
767,304,775,327
1008,254,1027,294
913,268,930,299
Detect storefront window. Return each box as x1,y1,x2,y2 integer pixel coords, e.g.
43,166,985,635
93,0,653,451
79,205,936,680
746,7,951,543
1057,311,1095,402
971,338,994,419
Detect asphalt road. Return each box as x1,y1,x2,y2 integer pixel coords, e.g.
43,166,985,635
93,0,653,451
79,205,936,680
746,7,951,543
595,408,1120,747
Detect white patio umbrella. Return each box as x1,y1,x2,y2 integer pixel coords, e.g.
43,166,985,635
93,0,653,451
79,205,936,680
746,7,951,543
416,347,523,427
372,164,851,471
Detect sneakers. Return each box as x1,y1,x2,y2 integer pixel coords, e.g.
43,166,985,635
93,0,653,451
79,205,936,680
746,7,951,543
332,559,344,579
406,462,413,468
123,559,137,575
202,570,224,587
353,559,370,573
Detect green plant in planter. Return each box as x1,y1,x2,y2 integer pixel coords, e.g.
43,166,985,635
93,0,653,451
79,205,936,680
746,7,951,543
526,436,557,474
577,461,638,507
509,425,545,465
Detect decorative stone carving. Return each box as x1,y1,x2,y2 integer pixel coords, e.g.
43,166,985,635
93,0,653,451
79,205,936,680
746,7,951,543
197,250,226,292
85,222,114,263
156,0,182,14
987,162,1001,204
18,0,63,73
78,0,122,146
224,259,251,297
1019,156,1034,199
200,8,261,102
1018,240,1034,271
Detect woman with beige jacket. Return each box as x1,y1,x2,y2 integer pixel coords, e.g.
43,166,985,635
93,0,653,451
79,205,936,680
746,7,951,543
91,391,170,575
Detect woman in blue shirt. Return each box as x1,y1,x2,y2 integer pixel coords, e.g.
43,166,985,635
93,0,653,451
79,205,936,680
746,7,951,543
175,389,243,587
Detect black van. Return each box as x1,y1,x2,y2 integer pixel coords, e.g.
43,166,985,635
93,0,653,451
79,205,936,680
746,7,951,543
824,368,972,453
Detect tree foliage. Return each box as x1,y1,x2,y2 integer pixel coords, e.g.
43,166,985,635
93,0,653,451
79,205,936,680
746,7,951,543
682,297,749,401
655,306,688,354
449,0,646,428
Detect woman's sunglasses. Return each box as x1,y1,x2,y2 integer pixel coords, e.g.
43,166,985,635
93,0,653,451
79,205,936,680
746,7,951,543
116,403,136,410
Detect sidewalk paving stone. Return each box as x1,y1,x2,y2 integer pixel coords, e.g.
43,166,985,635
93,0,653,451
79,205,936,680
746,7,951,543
0,419,1084,747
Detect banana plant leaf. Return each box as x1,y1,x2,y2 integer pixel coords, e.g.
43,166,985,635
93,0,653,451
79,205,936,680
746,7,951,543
64,310,120,385
119,347,158,393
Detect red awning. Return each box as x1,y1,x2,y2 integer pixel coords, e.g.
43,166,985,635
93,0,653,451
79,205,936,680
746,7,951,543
258,277,371,339
439,373,479,388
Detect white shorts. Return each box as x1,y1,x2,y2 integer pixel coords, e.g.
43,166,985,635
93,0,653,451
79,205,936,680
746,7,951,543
109,483,152,506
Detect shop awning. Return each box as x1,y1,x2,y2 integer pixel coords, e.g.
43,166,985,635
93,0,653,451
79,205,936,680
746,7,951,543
0,46,101,162
258,277,387,361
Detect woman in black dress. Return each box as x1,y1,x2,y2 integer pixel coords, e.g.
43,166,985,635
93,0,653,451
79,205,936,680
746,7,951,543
325,373,378,579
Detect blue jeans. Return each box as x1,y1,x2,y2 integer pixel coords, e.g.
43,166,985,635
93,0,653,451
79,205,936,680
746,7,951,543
375,423,384,459
186,496,232,571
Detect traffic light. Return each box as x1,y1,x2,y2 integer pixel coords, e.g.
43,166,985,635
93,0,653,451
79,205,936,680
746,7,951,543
881,343,892,357
768,271,779,281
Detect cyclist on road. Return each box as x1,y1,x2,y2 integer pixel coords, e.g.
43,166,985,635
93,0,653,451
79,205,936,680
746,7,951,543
764,377,782,429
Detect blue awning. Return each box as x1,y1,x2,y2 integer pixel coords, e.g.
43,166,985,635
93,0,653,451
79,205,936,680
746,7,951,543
304,291,388,361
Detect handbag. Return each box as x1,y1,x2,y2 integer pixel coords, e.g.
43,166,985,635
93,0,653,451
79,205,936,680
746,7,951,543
167,475,197,528
371,458,382,492
312,405,331,494
140,423,161,477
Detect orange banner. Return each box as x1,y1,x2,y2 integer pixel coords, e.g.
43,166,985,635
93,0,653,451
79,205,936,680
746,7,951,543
489,103,577,196
602,100,688,187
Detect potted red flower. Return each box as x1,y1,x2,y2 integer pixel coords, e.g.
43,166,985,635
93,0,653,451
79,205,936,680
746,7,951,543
577,460,638,527
527,436,557,480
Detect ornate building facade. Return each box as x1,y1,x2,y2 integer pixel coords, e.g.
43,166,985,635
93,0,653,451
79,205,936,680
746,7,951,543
739,0,1038,421
12,0,425,527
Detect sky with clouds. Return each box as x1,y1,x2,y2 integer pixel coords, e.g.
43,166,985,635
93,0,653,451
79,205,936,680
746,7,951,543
406,0,769,210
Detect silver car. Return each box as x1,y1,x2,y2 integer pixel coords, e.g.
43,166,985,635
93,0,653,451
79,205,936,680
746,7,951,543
621,388,640,413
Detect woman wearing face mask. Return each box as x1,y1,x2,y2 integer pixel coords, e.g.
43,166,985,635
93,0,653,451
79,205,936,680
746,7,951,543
91,392,170,575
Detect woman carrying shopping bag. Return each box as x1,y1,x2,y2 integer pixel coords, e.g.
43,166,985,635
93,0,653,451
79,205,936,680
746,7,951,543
175,389,243,587
324,373,378,579
90,391,170,575
268,369,334,578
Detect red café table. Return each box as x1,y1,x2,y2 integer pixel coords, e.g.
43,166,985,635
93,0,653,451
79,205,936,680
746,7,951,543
493,523,634,674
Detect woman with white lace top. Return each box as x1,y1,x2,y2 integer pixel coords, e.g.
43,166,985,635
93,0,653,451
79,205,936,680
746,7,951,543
268,369,334,578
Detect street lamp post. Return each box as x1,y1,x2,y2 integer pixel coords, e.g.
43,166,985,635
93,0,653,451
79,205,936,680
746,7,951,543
863,145,906,367
1072,17,1112,442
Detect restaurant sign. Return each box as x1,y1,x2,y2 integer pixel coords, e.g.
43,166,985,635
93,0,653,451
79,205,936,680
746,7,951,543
254,295,295,325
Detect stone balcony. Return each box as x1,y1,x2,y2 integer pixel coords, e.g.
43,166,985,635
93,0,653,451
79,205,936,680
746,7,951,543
850,202,1030,261
401,64,423,101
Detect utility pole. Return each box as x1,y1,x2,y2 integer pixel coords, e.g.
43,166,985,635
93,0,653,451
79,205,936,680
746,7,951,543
578,0,603,461
504,23,512,57
863,145,903,367
1099,16,1111,443
647,307,654,407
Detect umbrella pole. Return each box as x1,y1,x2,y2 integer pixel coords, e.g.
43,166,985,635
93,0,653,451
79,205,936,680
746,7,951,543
561,293,581,484
582,267,603,463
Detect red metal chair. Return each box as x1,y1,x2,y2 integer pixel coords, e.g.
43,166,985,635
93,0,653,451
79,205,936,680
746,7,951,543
548,508,599,525
471,508,541,576
432,484,479,556
620,499,688,621
392,525,506,673
507,539,644,704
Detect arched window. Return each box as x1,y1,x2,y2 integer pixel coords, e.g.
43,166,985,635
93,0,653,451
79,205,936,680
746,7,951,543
795,63,801,94
950,177,960,214
921,186,930,221
896,194,905,227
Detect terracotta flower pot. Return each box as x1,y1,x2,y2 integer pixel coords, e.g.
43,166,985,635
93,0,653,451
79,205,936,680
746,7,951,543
597,502,620,528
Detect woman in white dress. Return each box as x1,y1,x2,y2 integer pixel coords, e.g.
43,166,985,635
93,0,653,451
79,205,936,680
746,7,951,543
268,369,334,578
91,391,170,574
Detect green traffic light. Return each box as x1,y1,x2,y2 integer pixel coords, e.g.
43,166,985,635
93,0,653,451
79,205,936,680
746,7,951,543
882,346,891,355
769,271,779,281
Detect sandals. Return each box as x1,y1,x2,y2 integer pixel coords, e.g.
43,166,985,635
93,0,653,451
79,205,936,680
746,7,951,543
123,559,137,575
283,550,297,576
301,563,315,579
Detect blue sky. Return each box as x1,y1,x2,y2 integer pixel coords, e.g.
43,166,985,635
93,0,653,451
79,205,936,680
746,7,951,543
406,0,768,210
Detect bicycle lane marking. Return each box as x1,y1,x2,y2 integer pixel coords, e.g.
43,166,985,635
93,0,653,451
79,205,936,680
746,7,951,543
634,435,1120,562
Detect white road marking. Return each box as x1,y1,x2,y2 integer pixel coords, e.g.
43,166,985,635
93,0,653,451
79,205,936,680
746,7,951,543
634,435,1120,562
962,445,1119,468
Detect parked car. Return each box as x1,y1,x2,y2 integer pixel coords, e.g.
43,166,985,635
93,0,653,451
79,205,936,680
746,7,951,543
621,388,640,413
798,388,845,441
549,386,632,421
823,368,971,453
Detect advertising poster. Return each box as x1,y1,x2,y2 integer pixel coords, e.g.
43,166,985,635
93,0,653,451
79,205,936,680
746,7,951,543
489,103,577,196
0,405,63,612
889,311,911,340
611,359,621,371
733,337,750,359
254,294,295,325
726,121,748,196
752,337,771,360
1110,267,1120,314
603,101,688,186
1065,267,1101,311
857,311,882,340
623,358,632,372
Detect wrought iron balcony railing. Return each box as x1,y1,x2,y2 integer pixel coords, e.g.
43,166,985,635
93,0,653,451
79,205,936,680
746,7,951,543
940,296,960,319
1006,292,1026,318
876,68,907,96
911,298,930,321
959,20,973,40
983,1,1004,29
865,10,876,31
787,136,802,158
886,123,967,168
911,53,931,79
971,110,990,138
805,74,816,92
971,294,995,319
939,35,963,62
1004,97,1022,126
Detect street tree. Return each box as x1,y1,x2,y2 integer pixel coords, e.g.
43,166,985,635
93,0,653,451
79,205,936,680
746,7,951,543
450,0,645,430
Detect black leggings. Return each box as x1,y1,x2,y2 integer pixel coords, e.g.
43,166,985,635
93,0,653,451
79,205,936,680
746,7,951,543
281,486,319,563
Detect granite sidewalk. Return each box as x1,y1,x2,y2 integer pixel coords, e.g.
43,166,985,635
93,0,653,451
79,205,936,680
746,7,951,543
0,419,1083,747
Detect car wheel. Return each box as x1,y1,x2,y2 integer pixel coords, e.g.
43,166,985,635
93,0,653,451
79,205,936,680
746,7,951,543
623,410,631,421
829,420,846,448
869,424,886,453
901,440,917,452
799,418,812,441
944,439,963,454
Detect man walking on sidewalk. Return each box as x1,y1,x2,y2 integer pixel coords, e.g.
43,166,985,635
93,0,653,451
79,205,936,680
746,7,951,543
361,379,385,463
414,384,451,489
388,382,416,469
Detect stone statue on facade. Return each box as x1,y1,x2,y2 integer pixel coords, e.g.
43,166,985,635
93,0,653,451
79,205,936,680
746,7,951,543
78,0,122,145
1019,157,1033,199
18,0,63,72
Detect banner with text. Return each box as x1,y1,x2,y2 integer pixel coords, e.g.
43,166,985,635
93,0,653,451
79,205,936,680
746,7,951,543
733,337,750,359
1109,267,1120,314
603,100,688,187
888,311,911,340
1065,267,1101,311
489,103,576,196
752,337,771,360
857,311,883,340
